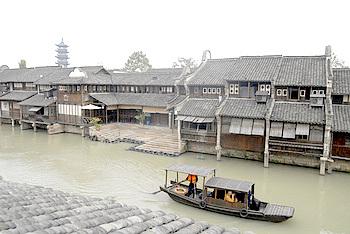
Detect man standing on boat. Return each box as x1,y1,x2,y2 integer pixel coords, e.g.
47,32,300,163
186,174,198,197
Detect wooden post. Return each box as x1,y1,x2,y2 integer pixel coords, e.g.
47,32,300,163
105,106,108,124
203,176,206,191
168,112,172,129
116,107,120,122
264,118,270,168
176,172,179,182
177,119,182,152
216,116,222,161
165,170,168,187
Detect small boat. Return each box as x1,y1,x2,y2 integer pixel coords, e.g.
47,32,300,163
160,164,294,223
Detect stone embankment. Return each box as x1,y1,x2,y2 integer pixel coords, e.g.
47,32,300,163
88,123,184,157
0,177,254,234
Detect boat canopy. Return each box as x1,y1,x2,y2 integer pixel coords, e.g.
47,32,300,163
205,177,254,193
166,164,215,177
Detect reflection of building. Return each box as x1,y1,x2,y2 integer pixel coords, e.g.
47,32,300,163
0,46,350,174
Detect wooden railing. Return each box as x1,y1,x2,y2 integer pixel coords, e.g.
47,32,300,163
22,113,54,124
332,145,350,158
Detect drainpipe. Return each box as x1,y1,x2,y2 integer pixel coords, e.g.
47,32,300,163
177,119,182,152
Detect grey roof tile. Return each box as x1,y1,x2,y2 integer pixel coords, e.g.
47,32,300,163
332,104,350,133
90,93,174,108
0,91,37,101
275,56,327,87
18,94,56,107
271,102,325,124
225,56,282,82
52,67,112,85
0,179,237,233
0,66,61,83
178,98,219,117
218,98,269,119
187,58,238,86
111,68,183,86
332,68,350,95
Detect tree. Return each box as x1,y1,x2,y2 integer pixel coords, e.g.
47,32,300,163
331,52,347,68
18,59,27,69
123,51,152,72
134,112,150,126
90,117,102,131
172,57,198,72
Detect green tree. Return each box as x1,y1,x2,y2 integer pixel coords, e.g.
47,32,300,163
90,117,102,131
18,59,27,69
134,112,150,125
172,57,198,72
123,51,152,72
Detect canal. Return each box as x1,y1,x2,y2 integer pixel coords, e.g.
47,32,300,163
0,125,349,234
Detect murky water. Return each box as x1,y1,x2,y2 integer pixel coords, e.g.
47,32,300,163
0,125,349,234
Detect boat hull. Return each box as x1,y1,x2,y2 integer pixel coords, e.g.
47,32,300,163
160,186,293,223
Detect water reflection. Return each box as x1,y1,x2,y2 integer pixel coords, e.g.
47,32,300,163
0,125,349,234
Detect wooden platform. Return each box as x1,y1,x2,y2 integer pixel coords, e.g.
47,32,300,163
90,123,183,157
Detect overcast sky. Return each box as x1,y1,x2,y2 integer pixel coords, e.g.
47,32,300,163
0,0,349,69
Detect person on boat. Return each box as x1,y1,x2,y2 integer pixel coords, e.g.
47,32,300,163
224,191,238,203
186,174,198,197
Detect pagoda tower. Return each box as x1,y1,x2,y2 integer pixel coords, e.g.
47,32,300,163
55,38,69,68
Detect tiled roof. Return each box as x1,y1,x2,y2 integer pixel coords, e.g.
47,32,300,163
167,95,187,110
332,68,350,95
18,94,56,107
271,102,325,124
275,56,327,87
178,98,219,117
0,91,36,101
111,68,183,86
0,66,60,83
90,93,175,107
52,67,112,85
218,98,269,119
187,58,238,85
225,56,282,82
0,179,240,234
332,105,350,133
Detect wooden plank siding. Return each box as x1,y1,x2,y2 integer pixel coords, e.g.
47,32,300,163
221,134,265,152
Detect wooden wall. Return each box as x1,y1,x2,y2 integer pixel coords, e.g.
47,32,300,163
221,134,265,152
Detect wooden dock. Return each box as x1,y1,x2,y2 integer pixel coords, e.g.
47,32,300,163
89,123,183,157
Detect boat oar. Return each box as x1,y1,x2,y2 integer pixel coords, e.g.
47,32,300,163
151,190,162,195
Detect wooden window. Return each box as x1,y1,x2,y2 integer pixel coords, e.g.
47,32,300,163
282,89,288,96
319,90,325,95
208,88,212,94
300,90,306,97
212,88,217,94
229,84,235,94
131,86,135,92
259,84,265,91
92,86,96,92
84,85,88,92
146,87,149,93
266,84,271,95
312,90,317,95
14,83,23,89
203,88,207,94
277,89,282,96
234,84,239,94
77,86,81,92
217,88,221,94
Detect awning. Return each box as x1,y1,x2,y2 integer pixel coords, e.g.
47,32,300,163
270,122,283,137
296,123,310,135
175,115,187,121
166,164,215,177
202,117,215,123
193,117,205,123
81,104,103,110
29,107,42,112
240,119,253,135
252,119,265,136
283,123,296,139
229,118,242,134
183,116,196,122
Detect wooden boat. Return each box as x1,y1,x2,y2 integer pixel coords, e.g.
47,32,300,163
160,164,294,223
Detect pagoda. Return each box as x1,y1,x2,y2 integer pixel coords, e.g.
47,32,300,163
55,38,69,68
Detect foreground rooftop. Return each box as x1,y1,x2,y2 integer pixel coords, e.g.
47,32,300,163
0,177,244,234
